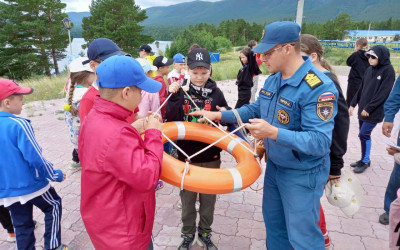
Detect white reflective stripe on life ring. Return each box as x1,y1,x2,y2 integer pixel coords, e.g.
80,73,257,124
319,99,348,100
176,122,186,140
227,137,245,154
227,167,243,192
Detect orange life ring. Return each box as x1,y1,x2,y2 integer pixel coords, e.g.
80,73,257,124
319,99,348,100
161,121,261,194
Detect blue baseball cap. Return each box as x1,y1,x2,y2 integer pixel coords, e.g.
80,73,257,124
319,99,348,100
82,38,127,65
173,53,186,63
253,21,301,54
96,55,161,93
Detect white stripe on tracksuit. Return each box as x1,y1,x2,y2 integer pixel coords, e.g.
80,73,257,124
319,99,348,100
9,117,59,181
41,190,61,249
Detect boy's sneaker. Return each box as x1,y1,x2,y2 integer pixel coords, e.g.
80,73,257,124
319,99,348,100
353,161,370,173
379,212,389,225
56,244,74,250
350,160,363,168
197,232,218,250
68,161,81,170
156,180,164,191
6,233,16,242
177,234,195,250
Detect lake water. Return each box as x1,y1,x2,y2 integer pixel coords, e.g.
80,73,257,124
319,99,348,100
56,39,172,73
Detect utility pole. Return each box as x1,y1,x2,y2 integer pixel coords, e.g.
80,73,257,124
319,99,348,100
296,0,305,28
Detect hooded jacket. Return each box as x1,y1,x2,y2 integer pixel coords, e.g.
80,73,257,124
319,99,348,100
236,51,262,90
165,79,229,163
78,97,163,250
346,49,370,85
351,45,396,123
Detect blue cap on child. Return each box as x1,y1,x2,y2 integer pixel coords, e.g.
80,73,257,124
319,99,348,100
96,55,161,93
253,21,301,54
173,53,186,63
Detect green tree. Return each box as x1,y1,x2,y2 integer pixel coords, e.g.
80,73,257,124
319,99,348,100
82,0,153,56
0,0,68,79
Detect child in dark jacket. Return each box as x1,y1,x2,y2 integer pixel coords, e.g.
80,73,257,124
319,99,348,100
349,45,396,173
0,79,69,250
235,47,261,108
346,38,370,107
166,48,230,250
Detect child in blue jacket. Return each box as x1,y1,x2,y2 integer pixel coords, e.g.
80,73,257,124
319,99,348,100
0,79,71,250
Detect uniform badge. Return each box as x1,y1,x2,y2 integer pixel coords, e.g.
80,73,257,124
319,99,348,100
304,70,323,89
260,89,273,98
318,92,336,102
277,109,290,124
317,102,334,121
279,97,293,109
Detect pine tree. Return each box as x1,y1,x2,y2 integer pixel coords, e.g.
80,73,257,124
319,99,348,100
82,0,153,55
0,0,69,79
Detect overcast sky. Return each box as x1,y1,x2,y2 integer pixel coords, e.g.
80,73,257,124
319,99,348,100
62,0,222,12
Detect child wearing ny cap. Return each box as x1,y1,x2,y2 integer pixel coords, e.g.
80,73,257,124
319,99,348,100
168,53,189,86
0,79,70,250
78,55,163,250
64,57,96,171
166,48,230,250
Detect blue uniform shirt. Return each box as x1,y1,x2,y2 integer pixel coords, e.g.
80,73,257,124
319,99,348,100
222,58,338,170
384,76,400,123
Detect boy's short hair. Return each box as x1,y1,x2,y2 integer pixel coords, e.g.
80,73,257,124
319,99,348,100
356,38,368,48
187,48,211,70
96,55,161,93
0,79,33,101
248,40,257,48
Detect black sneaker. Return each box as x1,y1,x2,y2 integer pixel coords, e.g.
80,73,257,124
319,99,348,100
353,161,370,173
379,212,389,225
177,234,195,250
197,232,218,250
350,160,363,168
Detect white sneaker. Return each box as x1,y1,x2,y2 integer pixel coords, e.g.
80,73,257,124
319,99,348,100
6,233,16,242
68,161,81,170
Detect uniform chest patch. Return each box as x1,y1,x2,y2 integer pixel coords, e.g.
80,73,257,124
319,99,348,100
304,70,323,89
279,97,293,108
318,92,336,102
277,109,290,124
317,102,334,121
260,89,273,98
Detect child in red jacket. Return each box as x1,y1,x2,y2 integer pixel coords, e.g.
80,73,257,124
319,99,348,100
78,55,163,250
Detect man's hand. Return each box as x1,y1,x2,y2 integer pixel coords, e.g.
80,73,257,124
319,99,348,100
216,105,226,111
348,106,354,116
382,122,394,137
361,109,369,117
62,173,66,181
387,146,400,156
189,110,222,123
245,118,278,140
169,82,180,93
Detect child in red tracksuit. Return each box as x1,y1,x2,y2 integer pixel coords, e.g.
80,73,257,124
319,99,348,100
78,55,163,250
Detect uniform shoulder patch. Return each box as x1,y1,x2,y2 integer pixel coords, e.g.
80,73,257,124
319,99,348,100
318,92,336,102
317,102,334,121
304,70,323,89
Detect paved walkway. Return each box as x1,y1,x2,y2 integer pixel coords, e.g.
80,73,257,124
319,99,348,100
0,67,394,249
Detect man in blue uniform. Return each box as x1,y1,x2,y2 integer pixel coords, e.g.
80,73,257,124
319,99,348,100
190,21,338,249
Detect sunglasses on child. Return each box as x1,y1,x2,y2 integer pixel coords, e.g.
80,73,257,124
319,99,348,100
366,54,378,60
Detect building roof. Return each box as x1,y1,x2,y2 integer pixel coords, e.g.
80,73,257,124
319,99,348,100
347,30,400,36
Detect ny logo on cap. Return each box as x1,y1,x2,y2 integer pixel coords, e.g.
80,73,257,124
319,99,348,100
196,53,203,61
162,57,168,64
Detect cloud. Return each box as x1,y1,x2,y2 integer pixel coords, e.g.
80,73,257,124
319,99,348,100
62,0,222,12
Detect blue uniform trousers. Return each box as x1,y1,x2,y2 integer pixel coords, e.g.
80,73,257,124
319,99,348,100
384,135,400,213
8,187,62,250
263,158,328,250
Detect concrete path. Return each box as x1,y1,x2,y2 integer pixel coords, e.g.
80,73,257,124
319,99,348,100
0,67,394,249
